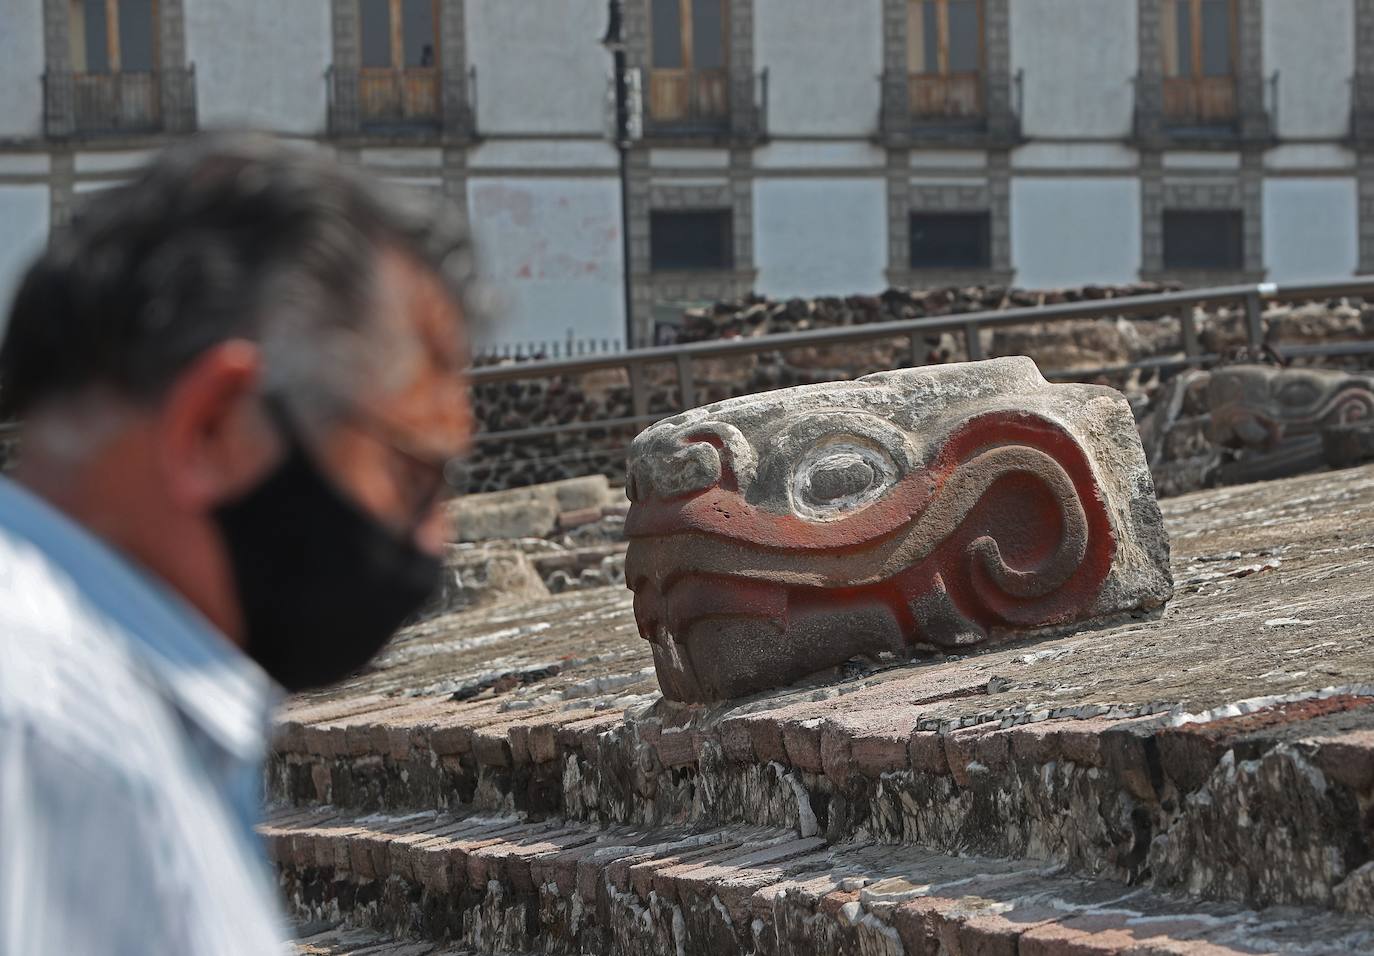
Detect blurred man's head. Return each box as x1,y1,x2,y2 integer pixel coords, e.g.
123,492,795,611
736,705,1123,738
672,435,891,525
0,132,476,689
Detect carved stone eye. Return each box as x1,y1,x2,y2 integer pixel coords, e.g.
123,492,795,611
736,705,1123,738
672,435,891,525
1276,380,1321,408
792,441,897,521
807,456,877,502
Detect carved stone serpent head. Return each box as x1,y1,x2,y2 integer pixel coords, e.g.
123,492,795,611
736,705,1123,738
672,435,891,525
624,357,1173,703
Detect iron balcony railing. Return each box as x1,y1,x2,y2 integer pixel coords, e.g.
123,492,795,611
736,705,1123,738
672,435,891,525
43,66,197,137
638,67,768,139
327,65,477,136
878,69,1023,140
464,276,1374,446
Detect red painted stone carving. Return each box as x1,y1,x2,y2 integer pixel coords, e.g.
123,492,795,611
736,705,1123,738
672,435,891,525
624,358,1172,702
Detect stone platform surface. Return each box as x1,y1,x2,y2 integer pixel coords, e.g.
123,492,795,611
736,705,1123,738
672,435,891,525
267,463,1374,953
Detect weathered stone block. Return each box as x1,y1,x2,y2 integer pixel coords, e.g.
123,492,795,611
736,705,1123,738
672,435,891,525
624,357,1172,702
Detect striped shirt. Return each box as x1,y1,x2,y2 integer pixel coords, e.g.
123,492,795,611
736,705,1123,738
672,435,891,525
0,477,287,955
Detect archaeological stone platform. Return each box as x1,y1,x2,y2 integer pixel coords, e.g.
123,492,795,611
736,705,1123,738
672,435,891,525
273,462,1374,955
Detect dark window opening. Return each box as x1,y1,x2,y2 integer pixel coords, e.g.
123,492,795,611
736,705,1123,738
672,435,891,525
117,0,155,71
361,0,436,69
1162,209,1244,270
909,212,991,269
650,210,733,271
651,0,684,68
360,0,394,68
70,0,157,74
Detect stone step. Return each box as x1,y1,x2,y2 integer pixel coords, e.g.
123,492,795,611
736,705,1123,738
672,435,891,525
266,466,1374,915
292,923,461,954
263,808,1374,956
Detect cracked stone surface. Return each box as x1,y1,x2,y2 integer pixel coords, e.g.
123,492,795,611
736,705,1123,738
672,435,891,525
622,357,1173,702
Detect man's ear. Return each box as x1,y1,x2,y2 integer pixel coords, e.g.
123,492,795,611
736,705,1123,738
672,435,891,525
155,340,276,512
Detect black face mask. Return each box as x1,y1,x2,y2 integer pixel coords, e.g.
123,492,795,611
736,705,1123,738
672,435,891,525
213,403,443,691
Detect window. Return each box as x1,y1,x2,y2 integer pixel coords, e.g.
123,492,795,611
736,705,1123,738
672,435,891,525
910,212,991,269
647,0,729,125
356,0,439,125
650,210,733,271
906,0,984,119
1162,210,1243,270
360,0,437,69
1161,0,1237,125
64,0,161,133
69,0,157,73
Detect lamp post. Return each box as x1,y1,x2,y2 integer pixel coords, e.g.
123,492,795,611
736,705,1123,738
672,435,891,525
602,0,635,350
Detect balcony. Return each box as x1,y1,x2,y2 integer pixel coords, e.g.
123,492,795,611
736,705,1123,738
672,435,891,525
878,69,1020,146
909,73,983,123
645,67,728,133
328,66,475,139
43,67,196,138
1163,75,1238,131
1133,71,1275,147
637,67,768,142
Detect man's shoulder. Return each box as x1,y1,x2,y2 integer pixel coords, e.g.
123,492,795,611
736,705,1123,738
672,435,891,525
0,519,167,756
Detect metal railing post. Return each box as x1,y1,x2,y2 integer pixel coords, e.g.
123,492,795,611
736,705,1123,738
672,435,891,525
964,321,985,361
1243,290,1265,357
1179,307,1201,365
908,331,925,366
628,362,649,419
675,353,696,409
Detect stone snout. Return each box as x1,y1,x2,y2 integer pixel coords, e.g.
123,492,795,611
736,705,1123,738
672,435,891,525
623,357,1173,703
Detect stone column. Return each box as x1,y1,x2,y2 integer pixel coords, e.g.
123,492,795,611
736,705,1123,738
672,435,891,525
727,0,758,141
1134,0,1164,144
158,0,194,133
879,0,910,144
329,0,361,134
1140,152,1165,275
1240,150,1265,276
1236,0,1269,143
1356,0,1374,272
886,147,912,274
983,0,1015,141
439,0,470,138
41,0,74,137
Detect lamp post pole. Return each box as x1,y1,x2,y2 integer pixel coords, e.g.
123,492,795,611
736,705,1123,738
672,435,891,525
602,0,635,350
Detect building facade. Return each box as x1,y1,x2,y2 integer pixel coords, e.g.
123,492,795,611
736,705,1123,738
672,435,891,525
0,0,1371,352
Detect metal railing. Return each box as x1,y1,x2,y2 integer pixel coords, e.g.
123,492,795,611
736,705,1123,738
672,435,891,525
465,277,1374,446
639,67,768,139
43,67,197,136
3,278,1369,450
327,65,477,136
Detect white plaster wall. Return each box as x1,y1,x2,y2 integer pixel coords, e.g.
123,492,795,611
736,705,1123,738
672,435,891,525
465,0,610,135
754,142,886,169
1263,0,1353,140
468,140,619,170
0,0,45,139
753,179,887,297
1262,178,1358,282
1011,0,1136,139
754,0,882,137
466,177,625,349
1011,178,1141,288
0,185,50,337
185,0,330,134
